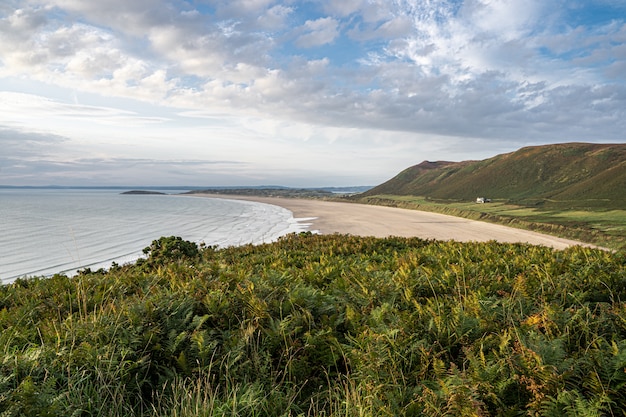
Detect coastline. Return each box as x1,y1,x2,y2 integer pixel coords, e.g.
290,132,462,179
1,190,302,282
190,193,597,250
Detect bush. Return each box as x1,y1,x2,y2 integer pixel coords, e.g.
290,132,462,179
138,236,200,268
1,234,625,416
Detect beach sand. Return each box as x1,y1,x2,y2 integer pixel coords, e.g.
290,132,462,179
192,194,595,250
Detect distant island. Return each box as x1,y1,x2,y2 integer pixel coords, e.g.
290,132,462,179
121,190,167,195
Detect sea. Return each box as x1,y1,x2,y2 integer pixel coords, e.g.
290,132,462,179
0,188,309,283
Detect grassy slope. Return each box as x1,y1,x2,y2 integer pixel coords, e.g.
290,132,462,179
353,143,626,250
362,143,626,208
1,235,625,416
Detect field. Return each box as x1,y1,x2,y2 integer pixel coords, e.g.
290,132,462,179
353,194,626,250
1,234,625,416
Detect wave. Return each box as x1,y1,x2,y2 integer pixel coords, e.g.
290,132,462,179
0,190,307,283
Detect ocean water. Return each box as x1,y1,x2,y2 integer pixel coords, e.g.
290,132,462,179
0,189,307,283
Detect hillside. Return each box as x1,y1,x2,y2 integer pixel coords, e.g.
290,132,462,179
362,143,626,208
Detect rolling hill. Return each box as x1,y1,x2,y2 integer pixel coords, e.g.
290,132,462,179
361,142,626,209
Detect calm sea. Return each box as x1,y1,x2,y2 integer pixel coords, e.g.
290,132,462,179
0,189,307,283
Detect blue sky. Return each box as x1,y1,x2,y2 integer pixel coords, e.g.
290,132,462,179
0,0,625,186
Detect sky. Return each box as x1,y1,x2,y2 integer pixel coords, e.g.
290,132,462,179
0,1,625,187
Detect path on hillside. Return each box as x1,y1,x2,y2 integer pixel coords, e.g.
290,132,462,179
194,194,597,250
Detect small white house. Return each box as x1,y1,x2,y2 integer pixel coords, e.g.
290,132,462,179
476,197,491,203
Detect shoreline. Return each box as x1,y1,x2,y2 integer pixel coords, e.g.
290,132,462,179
190,193,597,250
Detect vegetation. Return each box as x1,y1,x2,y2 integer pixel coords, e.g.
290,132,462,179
349,143,626,250
353,194,626,251
1,234,626,416
360,143,626,209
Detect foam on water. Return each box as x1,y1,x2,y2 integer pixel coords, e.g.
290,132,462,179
0,189,308,282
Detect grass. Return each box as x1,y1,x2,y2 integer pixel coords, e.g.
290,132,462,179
360,143,626,209
1,234,625,416
353,194,626,250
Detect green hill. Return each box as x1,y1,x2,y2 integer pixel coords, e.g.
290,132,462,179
362,143,626,209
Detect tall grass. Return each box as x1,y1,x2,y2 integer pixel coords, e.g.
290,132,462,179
356,194,626,250
0,234,625,416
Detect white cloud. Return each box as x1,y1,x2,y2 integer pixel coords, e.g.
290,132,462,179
43,0,175,35
361,0,398,23
294,17,339,48
348,15,413,41
256,5,293,30
0,8,176,103
0,6,47,40
462,0,542,40
322,0,364,17
1,1,625,186
215,0,276,17
389,0,547,82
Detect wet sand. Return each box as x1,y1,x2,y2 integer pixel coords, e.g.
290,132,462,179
192,194,595,250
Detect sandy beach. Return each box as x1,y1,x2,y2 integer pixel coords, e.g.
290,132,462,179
192,194,595,250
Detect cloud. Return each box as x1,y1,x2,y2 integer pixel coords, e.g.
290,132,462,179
43,0,175,35
1,1,626,187
0,92,170,130
348,15,413,41
0,126,72,184
0,151,251,186
0,8,178,102
294,17,340,48
0,127,67,158
0,5,48,42
321,0,364,17
256,5,293,30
